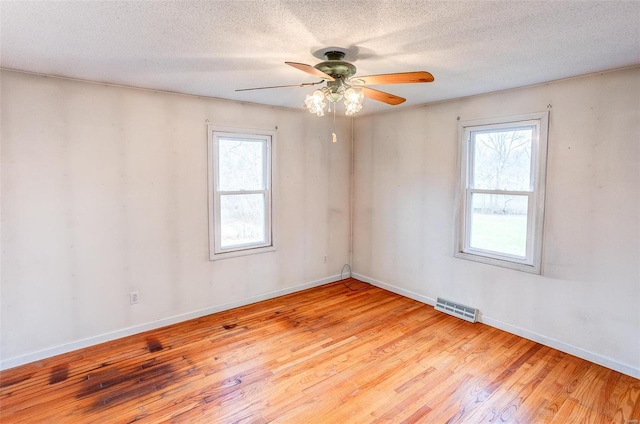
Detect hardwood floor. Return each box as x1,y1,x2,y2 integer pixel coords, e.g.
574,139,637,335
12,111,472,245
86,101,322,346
1,279,639,423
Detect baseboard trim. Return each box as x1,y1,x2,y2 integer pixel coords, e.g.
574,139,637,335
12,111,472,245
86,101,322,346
352,272,640,379
0,274,342,371
352,273,437,306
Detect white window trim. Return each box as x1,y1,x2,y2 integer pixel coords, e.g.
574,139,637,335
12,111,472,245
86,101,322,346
207,125,277,261
455,112,549,274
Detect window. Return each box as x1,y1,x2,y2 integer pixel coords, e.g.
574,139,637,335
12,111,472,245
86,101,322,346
456,112,549,273
208,125,275,260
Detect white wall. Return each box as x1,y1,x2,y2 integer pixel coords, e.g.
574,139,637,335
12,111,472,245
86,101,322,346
3,67,639,378
0,70,351,367
352,67,640,378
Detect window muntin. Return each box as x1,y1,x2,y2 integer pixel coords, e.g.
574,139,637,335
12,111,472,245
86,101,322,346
456,113,548,273
208,127,275,260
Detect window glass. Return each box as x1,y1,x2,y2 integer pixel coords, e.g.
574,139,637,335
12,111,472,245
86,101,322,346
472,128,532,191
220,193,266,248
218,137,265,191
469,193,528,258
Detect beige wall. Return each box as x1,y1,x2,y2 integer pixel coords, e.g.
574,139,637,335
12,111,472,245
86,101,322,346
1,71,351,366
3,67,639,378
352,67,640,377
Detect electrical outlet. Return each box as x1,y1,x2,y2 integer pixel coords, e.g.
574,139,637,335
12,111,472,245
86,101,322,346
323,255,327,263
130,291,139,304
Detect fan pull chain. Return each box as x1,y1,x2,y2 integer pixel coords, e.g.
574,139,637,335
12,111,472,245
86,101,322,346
332,104,337,143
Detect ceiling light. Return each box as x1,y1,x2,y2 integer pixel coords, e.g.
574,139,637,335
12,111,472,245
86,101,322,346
344,87,364,116
237,49,434,118
304,89,327,116
304,84,364,117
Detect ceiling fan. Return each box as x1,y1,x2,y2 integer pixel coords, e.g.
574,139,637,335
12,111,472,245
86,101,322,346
236,49,434,116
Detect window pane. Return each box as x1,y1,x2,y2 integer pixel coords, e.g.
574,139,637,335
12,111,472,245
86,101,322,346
469,193,528,257
220,194,266,248
472,128,532,191
218,137,265,191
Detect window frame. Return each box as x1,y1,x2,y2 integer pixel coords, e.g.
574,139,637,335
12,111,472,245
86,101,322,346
207,125,276,261
455,112,549,274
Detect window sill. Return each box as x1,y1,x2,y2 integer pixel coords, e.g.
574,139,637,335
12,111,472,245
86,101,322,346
454,251,541,274
210,245,276,261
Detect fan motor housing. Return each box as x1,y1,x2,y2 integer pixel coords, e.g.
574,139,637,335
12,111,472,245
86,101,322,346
314,51,356,79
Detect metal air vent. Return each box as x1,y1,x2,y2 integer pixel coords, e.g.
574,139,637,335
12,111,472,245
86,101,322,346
435,298,478,323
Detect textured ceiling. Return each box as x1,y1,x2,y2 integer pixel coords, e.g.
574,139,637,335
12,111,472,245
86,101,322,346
1,1,639,115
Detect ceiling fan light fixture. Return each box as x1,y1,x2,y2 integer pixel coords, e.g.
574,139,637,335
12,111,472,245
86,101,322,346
305,89,326,116
238,49,432,119
344,87,364,116
327,90,343,103
304,84,364,117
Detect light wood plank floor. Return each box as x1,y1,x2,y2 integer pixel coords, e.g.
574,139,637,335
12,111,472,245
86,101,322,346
1,279,639,423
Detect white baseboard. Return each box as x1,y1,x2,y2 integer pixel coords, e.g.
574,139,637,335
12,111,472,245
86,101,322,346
353,273,437,306
0,274,342,371
353,272,640,379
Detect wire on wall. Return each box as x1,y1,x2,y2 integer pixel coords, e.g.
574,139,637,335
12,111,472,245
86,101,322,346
340,264,367,291
341,264,352,279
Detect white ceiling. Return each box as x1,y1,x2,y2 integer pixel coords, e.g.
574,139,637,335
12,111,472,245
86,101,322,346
1,1,639,115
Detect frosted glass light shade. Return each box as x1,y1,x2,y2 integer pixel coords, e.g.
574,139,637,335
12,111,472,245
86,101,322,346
305,89,326,116
344,87,364,116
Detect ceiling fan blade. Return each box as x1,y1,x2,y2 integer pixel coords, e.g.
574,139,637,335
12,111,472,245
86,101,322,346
285,62,335,81
355,71,434,85
236,81,323,92
360,87,406,105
